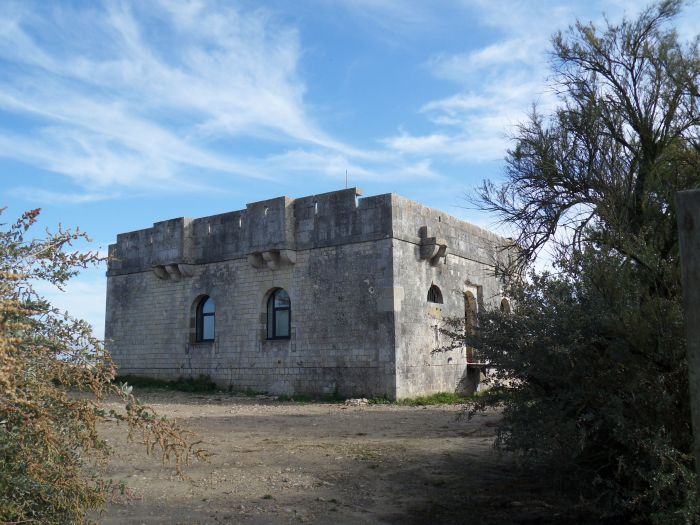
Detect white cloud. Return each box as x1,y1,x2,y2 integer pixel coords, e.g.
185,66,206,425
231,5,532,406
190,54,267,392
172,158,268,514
34,268,107,340
465,0,581,36
7,187,119,205
265,149,441,182
331,0,443,42
0,1,343,192
383,133,453,155
384,0,614,164
267,150,375,180
383,130,509,163
384,68,552,162
428,38,540,82
1,0,695,197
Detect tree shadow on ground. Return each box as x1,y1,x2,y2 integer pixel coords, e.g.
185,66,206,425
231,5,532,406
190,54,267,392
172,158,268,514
97,395,626,524
376,448,627,525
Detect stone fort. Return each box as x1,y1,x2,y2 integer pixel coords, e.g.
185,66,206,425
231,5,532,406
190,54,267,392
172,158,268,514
105,188,509,399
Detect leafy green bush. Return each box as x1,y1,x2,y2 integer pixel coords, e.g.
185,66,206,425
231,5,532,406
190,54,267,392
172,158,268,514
463,259,695,521
0,209,207,524
454,1,700,522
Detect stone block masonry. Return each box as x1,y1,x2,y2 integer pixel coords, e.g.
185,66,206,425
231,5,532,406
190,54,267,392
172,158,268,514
105,188,510,400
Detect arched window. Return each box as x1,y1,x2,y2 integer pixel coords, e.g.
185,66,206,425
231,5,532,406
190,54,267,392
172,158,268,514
267,289,291,339
500,298,511,313
427,284,443,304
196,296,215,342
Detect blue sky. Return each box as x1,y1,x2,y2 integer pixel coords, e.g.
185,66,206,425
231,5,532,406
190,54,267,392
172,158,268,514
1,0,698,337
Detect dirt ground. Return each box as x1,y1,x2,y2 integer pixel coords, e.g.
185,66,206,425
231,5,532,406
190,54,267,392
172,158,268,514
95,390,572,525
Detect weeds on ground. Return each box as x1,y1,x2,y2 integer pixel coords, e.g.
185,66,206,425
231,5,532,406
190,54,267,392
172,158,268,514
276,392,344,403
367,396,391,405
277,385,344,403
368,392,473,405
396,392,468,406
114,374,218,393
236,387,266,396
276,393,314,402
350,445,380,461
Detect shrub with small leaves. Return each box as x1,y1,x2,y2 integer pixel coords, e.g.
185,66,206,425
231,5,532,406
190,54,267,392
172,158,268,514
445,1,700,522
0,208,208,524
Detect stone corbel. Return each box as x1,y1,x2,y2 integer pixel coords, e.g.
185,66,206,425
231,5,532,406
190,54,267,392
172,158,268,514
279,249,297,265
165,264,182,281
261,250,280,269
152,263,196,281
247,253,265,269
178,264,195,277
152,265,169,280
248,249,296,270
419,226,448,266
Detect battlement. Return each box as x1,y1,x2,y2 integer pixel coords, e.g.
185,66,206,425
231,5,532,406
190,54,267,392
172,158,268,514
107,188,507,276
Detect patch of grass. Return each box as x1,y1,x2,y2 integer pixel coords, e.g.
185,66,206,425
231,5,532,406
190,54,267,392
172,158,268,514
261,494,274,500
115,374,218,393
351,445,380,461
276,389,346,403
323,385,344,403
277,391,471,405
396,392,468,406
276,393,314,402
235,387,266,396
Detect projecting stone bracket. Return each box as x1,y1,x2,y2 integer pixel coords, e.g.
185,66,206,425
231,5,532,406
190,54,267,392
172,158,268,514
152,263,196,281
419,226,447,266
248,249,297,270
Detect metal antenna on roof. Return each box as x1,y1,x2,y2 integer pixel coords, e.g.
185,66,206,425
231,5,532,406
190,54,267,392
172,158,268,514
345,169,348,189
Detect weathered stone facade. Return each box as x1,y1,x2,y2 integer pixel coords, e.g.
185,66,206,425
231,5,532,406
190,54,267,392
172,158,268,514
105,188,508,399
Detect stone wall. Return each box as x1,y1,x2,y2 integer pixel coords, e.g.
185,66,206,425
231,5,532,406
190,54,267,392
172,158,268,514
105,188,508,399
106,238,396,398
389,195,506,398
107,188,392,275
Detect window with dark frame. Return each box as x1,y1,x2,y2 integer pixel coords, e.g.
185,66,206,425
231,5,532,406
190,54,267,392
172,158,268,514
196,296,215,342
427,284,443,304
267,289,291,339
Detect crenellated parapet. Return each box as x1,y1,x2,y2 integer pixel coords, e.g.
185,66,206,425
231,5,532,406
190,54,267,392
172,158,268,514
106,188,508,277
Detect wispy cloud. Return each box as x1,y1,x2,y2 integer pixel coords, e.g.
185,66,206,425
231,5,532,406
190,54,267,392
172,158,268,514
7,186,119,205
382,0,629,163
427,38,540,82
1,0,695,200
331,0,443,42
0,1,347,192
265,149,441,183
384,67,550,162
33,269,108,339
